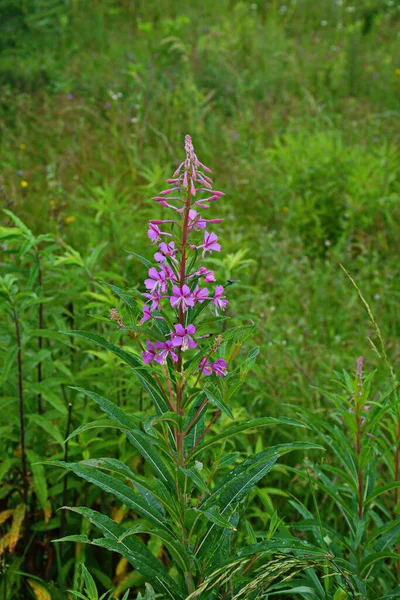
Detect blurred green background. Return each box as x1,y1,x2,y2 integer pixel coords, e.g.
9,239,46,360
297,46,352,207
1,0,399,408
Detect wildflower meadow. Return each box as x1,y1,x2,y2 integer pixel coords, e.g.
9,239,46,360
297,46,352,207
1,1,400,599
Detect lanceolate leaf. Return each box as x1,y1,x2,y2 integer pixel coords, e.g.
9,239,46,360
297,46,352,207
56,462,170,531
80,458,165,515
9,503,25,552
54,507,185,599
107,283,139,317
189,417,309,459
200,506,238,531
28,414,64,446
27,450,51,523
197,442,323,560
71,387,175,489
203,388,234,419
64,331,169,414
196,457,278,559
118,524,192,572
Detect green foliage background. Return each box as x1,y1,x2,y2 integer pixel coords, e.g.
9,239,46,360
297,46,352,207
0,0,399,598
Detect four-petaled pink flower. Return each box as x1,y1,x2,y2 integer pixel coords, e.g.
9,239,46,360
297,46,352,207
170,285,195,312
198,356,228,377
154,241,178,263
154,340,178,364
142,289,162,311
193,231,221,258
188,209,206,231
171,324,197,351
198,267,216,282
212,285,228,314
145,267,168,292
142,340,157,364
161,264,177,284
147,222,172,243
193,285,209,303
211,358,227,377
199,357,213,376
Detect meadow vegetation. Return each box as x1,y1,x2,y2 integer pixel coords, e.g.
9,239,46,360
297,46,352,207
1,1,400,598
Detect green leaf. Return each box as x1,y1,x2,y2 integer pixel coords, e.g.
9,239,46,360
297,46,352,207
55,506,185,599
127,252,153,269
0,344,18,385
197,442,323,559
65,419,121,442
29,384,68,415
118,524,192,573
80,564,98,600
64,331,169,414
203,388,233,419
0,226,23,240
80,458,165,515
26,450,50,521
71,387,175,489
190,417,308,459
3,209,33,239
0,458,18,480
107,283,139,316
365,481,400,505
56,461,170,531
199,506,237,531
234,538,327,559
179,467,210,495
360,551,400,576
28,414,64,446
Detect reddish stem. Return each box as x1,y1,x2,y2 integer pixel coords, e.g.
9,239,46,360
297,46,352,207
175,182,193,464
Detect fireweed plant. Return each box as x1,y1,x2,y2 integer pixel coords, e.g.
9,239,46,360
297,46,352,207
55,137,331,598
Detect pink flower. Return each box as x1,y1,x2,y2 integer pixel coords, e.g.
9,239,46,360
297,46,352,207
142,340,157,364
193,285,209,303
171,324,197,351
188,209,207,231
142,289,162,311
147,222,172,243
192,231,221,258
199,357,212,376
211,358,227,377
161,264,177,284
212,285,228,314
154,340,178,364
140,305,152,324
154,241,178,263
144,267,168,293
199,267,216,282
170,285,195,312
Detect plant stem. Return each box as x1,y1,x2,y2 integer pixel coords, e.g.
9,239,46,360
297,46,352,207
61,402,73,541
175,182,192,465
356,407,363,520
394,418,400,509
34,248,44,414
12,304,29,545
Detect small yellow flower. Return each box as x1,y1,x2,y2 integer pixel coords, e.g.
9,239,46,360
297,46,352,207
20,143,26,150
283,206,289,212
395,68,400,78
49,200,56,208
20,180,28,188
73,174,79,181
64,216,76,224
